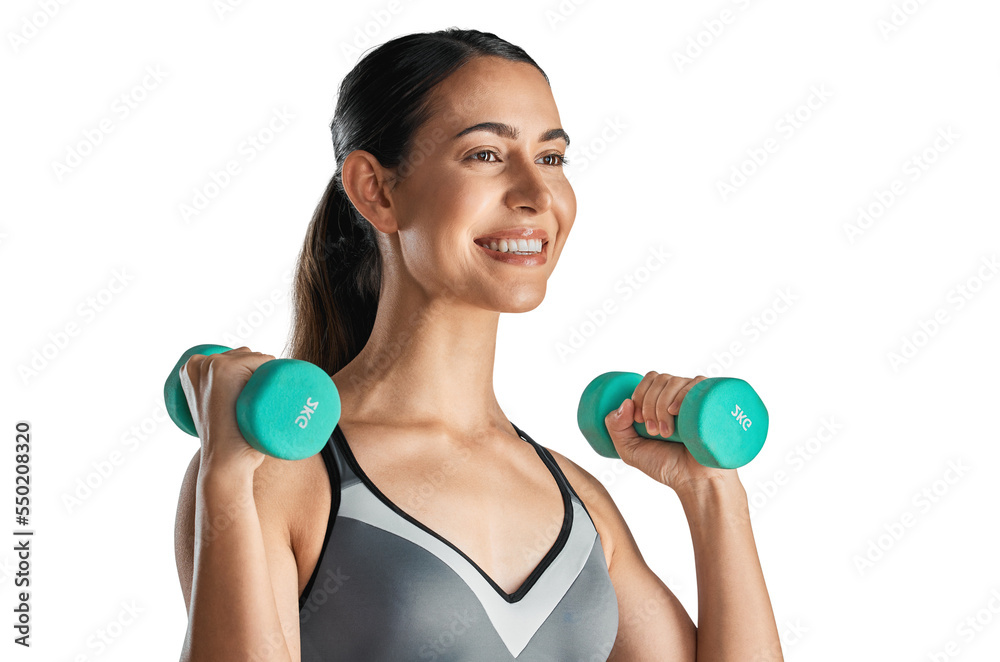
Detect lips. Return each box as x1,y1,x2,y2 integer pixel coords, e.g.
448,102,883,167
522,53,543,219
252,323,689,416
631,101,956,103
473,227,549,245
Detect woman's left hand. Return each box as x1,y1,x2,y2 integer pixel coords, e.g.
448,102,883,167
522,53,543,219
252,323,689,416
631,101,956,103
604,371,735,492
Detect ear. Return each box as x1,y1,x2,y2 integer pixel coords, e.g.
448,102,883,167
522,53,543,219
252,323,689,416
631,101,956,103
341,149,399,235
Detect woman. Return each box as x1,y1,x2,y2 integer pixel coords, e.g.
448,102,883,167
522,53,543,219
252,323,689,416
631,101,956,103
174,27,782,661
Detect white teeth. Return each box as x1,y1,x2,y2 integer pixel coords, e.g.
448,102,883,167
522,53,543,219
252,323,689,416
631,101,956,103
477,238,543,254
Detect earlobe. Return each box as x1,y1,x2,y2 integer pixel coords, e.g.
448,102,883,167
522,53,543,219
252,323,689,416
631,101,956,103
341,149,399,234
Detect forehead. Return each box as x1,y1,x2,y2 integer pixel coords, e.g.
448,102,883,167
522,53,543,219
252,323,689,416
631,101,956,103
422,56,559,136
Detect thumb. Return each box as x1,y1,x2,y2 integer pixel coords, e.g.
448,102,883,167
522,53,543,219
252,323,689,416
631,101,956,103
604,397,642,449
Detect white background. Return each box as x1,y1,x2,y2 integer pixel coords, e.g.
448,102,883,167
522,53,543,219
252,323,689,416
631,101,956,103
2,0,999,659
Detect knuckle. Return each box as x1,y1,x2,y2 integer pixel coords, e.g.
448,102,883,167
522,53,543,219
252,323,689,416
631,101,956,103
182,354,202,375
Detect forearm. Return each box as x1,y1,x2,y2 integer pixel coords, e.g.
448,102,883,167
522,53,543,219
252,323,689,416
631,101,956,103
677,474,782,662
183,470,292,662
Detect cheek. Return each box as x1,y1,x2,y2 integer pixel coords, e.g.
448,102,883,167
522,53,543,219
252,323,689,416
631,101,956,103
423,171,491,221
554,181,577,233
400,187,486,271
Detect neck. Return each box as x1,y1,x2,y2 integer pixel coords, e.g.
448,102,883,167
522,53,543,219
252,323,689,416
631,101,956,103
332,282,509,439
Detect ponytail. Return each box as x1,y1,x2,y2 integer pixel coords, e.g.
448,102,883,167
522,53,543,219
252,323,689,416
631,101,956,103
286,173,380,376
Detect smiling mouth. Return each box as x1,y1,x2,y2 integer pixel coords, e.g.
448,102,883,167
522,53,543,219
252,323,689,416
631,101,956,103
473,238,546,255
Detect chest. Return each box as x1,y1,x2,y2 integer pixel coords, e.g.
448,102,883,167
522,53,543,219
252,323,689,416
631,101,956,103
292,430,573,598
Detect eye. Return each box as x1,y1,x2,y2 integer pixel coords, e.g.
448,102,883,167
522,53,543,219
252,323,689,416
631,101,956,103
467,150,570,167
538,153,569,167
468,149,500,163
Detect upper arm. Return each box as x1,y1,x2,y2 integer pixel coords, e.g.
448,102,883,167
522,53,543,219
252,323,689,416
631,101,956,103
174,451,304,662
546,448,697,661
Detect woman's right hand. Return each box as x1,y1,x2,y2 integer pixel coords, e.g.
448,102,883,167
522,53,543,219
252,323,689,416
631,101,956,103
178,346,277,477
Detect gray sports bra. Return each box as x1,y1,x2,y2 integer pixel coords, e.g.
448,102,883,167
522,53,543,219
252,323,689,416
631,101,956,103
297,422,620,660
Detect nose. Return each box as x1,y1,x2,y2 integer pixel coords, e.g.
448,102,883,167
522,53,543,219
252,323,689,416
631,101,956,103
504,155,554,215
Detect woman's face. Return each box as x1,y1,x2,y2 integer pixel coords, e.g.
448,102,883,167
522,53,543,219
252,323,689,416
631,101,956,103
388,55,576,313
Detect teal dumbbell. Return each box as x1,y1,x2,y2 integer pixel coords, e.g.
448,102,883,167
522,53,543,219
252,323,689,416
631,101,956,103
163,344,341,461
577,371,768,469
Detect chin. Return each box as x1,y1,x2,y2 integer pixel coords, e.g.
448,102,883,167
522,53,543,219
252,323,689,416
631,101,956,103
496,286,546,313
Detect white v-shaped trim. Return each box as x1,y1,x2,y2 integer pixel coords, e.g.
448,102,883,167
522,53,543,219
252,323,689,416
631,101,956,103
337,481,599,657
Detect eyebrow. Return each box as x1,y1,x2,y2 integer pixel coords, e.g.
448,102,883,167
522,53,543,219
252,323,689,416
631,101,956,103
454,121,570,148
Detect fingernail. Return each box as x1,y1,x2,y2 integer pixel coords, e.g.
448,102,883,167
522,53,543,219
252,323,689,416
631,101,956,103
617,400,626,416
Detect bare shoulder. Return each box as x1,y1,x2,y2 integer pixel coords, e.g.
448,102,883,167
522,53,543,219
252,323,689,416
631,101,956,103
542,446,642,571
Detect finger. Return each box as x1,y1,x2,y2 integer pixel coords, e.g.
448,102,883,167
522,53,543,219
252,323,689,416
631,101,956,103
653,377,686,436
210,350,277,372
641,373,672,436
603,397,639,440
655,376,694,437
179,353,208,389
667,375,708,416
180,347,251,387
178,354,208,437
631,371,665,424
